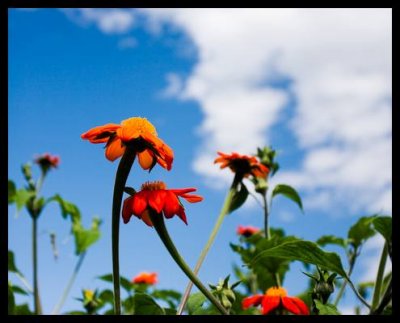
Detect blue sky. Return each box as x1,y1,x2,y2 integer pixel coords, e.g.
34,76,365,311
8,9,391,314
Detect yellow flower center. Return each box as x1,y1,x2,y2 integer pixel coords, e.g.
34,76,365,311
265,286,287,297
83,289,94,299
141,181,167,191
121,117,157,136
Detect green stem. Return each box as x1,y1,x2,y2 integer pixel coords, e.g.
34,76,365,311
15,272,33,294
32,217,42,314
148,210,229,315
261,193,270,240
176,176,240,315
111,147,136,315
347,279,371,309
370,276,392,315
371,243,388,311
51,252,87,314
334,250,357,307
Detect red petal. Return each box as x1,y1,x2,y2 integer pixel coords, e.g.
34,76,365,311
180,193,203,203
122,196,134,224
162,191,180,218
282,296,309,315
170,188,197,195
140,209,154,227
132,191,148,216
242,295,264,309
176,206,188,225
261,296,280,315
81,123,120,143
148,190,166,214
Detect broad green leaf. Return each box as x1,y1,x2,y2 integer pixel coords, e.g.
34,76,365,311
314,300,341,315
163,308,177,315
73,217,101,255
8,282,15,315
11,285,29,296
8,250,20,274
251,240,347,278
48,194,81,223
98,274,132,293
316,235,346,248
14,303,32,315
8,180,16,204
348,216,376,248
372,216,392,242
15,189,35,211
133,293,165,315
187,292,207,315
272,184,303,212
228,182,249,214
151,289,181,308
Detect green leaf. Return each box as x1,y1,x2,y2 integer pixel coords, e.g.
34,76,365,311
72,217,101,255
251,240,348,278
316,235,346,248
14,189,35,212
14,303,32,315
372,216,392,242
8,180,16,204
187,292,207,315
65,311,87,315
314,300,341,315
151,289,181,308
8,250,21,274
348,216,376,248
133,293,165,315
8,283,15,315
163,308,177,315
98,274,132,293
228,182,249,214
11,285,29,296
272,184,303,212
48,194,81,223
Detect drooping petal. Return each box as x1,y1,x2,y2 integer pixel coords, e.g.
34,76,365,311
148,190,167,214
282,296,309,315
81,124,120,143
176,206,188,225
180,193,203,203
105,137,125,161
162,191,180,218
138,150,155,170
242,295,264,309
141,132,174,171
122,196,135,224
261,295,281,315
131,191,148,217
140,209,153,227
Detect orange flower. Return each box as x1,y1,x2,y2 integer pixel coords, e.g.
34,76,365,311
122,181,203,226
132,272,158,285
237,225,261,237
242,287,309,315
81,117,173,171
214,152,269,179
35,153,60,170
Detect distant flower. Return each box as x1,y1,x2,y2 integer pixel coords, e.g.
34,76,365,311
122,181,203,226
214,152,269,179
81,117,173,171
35,153,60,172
242,286,309,315
237,225,261,237
132,272,158,285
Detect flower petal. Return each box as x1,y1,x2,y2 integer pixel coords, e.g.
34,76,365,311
132,191,148,216
105,137,125,162
180,193,203,203
282,296,309,315
140,209,154,227
162,191,180,218
122,196,134,224
176,206,188,225
242,295,264,309
141,132,174,171
81,123,120,143
148,190,167,214
170,188,197,195
138,150,155,170
261,295,280,315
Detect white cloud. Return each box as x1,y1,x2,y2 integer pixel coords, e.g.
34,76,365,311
161,73,184,98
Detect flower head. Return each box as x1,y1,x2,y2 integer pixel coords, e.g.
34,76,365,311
35,153,60,172
242,286,309,315
237,225,261,237
81,117,173,171
214,152,269,179
122,181,203,226
132,272,158,285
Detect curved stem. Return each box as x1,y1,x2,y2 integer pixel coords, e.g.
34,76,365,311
371,243,388,311
32,217,42,314
148,210,229,315
51,252,86,314
347,279,371,309
111,148,136,315
334,250,357,307
370,276,392,315
177,176,240,315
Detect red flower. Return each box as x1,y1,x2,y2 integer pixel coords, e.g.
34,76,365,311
237,225,261,237
81,117,173,171
132,272,158,285
35,153,60,170
122,181,203,226
242,286,309,315
214,152,269,179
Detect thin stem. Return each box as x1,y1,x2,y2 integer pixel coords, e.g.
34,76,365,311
371,243,388,311
370,276,392,315
51,252,87,314
15,272,33,294
35,172,46,196
261,193,270,240
148,211,229,315
111,147,136,315
32,217,42,314
334,250,357,307
177,176,240,315
347,279,371,309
